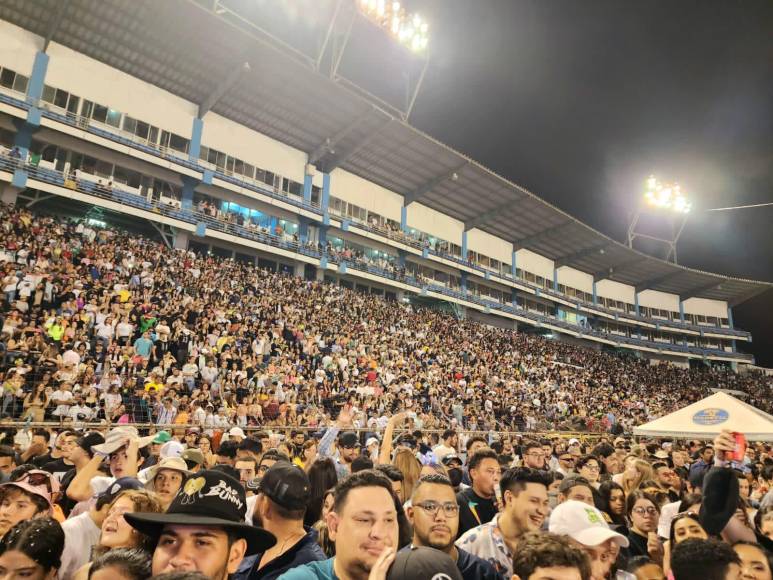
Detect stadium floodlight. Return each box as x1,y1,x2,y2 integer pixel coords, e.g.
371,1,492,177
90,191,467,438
358,0,429,53
644,175,692,214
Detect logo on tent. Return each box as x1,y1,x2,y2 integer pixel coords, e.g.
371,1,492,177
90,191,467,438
692,408,729,425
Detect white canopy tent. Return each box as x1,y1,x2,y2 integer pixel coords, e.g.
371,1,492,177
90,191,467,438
634,391,773,441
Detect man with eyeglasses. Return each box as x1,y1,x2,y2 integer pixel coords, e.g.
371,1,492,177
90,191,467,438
522,441,547,470
557,453,577,477
456,449,501,538
406,474,498,580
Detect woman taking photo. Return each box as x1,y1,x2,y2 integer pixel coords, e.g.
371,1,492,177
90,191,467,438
0,518,65,580
72,489,162,579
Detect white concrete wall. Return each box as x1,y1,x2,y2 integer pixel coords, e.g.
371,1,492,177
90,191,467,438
202,113,306,185
0,21,39,75
596,279,636,303
683,297,728,318
406,202,464,243
329,168,403,221
557,267,594,293
638,289,680,311
45,44,196,138
467,228,512,264
516,249,554,279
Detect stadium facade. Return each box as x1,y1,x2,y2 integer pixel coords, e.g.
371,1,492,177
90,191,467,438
0,1,769,367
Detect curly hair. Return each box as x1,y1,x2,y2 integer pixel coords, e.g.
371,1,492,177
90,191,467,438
512,532,590,580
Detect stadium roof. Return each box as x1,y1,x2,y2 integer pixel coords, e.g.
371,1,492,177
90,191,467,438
2,0,770,306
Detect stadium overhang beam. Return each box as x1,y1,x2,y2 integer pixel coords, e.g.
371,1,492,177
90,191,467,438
553,243,612,268
403,161,468,206
464,197,521,231
592,257,650,284
679,280,725,302
512,220,575,251
42,0,70,52
633,270,684,293
308,107,378,166
729,284,773,307
319,118,393,173
198,61,251,119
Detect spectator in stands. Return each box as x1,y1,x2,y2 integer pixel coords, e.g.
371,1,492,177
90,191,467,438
0,518,65,580
511,532,592,580
456,467,551,578
455,449,501,538
0,469,58,537
670,539,741,580
557,476,595,506
406,474,498,580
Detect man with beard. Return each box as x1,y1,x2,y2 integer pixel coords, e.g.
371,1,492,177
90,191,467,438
406,475,498,580
456,467,551,579
235,463,325,580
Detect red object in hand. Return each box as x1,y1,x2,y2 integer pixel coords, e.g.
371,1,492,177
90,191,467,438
731,432,747,462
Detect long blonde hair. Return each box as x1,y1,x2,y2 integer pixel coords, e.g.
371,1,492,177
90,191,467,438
622,459,653,495
393,449,421,500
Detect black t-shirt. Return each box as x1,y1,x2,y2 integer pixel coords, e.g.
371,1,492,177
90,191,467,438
456,487,497,538
31,453,53,468
457,547,500,580
41,458,72,479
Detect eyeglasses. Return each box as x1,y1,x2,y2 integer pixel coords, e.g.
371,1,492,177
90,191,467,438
415,501,459,517
632,506,659,516
526,452,546,459
559,456,575,463
582,464,600,472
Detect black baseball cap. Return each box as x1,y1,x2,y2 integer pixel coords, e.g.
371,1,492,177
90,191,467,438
338,432,359,449
441,454,463,467
386,547,462,580
258,463,311,511
126,470,276,554
95,476,144,510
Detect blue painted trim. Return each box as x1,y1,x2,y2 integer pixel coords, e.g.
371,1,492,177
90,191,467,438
341,219,349,231
634,293,640,316
318,225,327,246
339,263,347,274
511,250,517,279
727,306,734,329
202,169,213,185
27,108,41,127
553,268,558,291
321,173,331,216
422,248,429,259
401,205,408,233
181,175,199,210
298,216,309,243
195,222,207,237
189,117,203,161
11,169,27,189
461,230,468,259
319,256,327,269
303,173,312,202
592,281,598,305
460,271,468,292
27,51,50,102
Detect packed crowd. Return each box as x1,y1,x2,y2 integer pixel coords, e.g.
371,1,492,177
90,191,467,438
1,204,771,435
0,414,767,579
0,203,770,579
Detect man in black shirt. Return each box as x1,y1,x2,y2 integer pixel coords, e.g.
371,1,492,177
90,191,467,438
407,474,499,580
456,449,501,538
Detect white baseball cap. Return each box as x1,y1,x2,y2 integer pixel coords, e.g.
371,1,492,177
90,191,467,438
568,438,580,446
549,500,629,548
229,427,246,439
365,437,379,448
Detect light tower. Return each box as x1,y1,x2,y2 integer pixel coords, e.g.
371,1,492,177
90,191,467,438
627,176,692,264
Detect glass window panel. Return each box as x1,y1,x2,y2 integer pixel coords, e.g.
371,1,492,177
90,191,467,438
66,94,80,114
0,68,15,88
106,108,122,128
41,85,56,103
81,100,94,118
149,126,159,144
91,103,108,123
53,89,69,109
12,74,28,94
123,116,137,134
135,120,150,140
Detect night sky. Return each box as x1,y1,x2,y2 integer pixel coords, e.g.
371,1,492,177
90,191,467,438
242,0,773,365
397,0,773,366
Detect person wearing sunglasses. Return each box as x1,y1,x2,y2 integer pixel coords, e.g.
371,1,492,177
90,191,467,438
406,474,498,580
557,453,577,477
626,491,663,564
0,469,58,538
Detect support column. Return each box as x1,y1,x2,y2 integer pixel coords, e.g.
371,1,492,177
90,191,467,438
461,230,468,261
294,261,305,279
510,288,517,306
634,292,640,316
679,301,685,322
397,249,406,269
298,216,310,244
173,231,190,250
553,268,559,291
303,173,313,203
592,281,598,305
0,184,22,205
12,118,36,161
401,205,408,233
181,175,198,210
27,51,50,103
727,306,734,329
321,173,331,216
318,224,328,247
460,271,468,293
188,117,203,161
511,250,517,279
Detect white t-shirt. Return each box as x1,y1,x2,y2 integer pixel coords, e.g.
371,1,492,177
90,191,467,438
60,512,101,580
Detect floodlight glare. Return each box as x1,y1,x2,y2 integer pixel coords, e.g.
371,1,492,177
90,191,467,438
358,0,429,53
643,175,691,214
